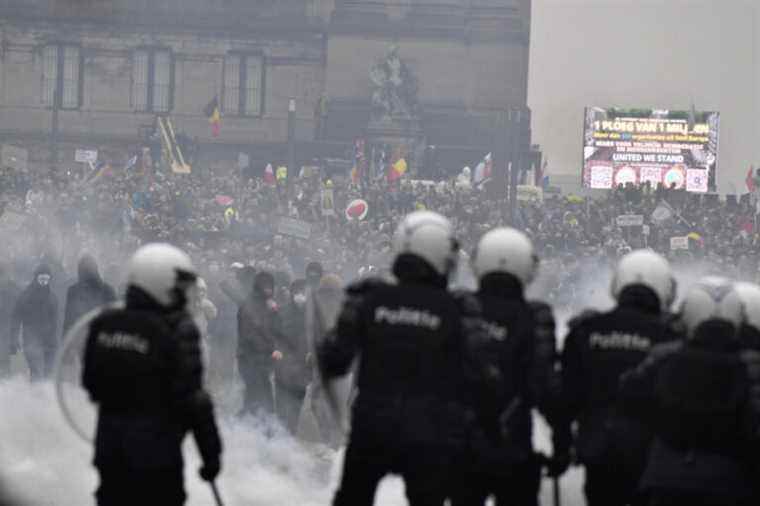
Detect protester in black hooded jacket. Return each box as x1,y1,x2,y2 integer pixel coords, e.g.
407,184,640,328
62,255,117,336
237,271,283,416
0,263,20,377
10,264,58,380
305,261,323,291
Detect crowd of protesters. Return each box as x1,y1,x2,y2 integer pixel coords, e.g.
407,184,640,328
1,154,759,421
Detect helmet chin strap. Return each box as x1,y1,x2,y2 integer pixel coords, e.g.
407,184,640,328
169,286,191,311
171,269,198,311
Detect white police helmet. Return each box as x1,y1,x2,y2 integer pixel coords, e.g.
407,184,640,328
392,210,458,277
680,277,745,337
126,243,197,308
733,281,760,331
611,249,675,310
471,227,538,287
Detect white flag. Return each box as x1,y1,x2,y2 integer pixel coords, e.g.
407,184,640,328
651,200,675,225
473,153,492,186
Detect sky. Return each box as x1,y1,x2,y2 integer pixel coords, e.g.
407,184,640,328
528,0,759,193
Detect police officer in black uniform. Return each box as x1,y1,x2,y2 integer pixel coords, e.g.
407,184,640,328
451,228,568,506
317,210,482,506
561,249,680,506
725,281,760,503
82,243,222,506
620,277,756,506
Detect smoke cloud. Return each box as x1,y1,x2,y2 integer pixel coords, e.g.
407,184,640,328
0,370,584,505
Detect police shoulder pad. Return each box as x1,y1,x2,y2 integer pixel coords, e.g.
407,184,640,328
528,300,554,323
345,277,389,296
650,340,683,361
451,290,482,316
662,312,687,339
567,309,599,329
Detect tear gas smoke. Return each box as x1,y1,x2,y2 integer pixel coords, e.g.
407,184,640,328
1,338,585,506
6,255,707,506
0,373,583,505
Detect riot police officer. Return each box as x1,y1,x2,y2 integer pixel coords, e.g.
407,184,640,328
82,243,222,505
620,277,756,506
561,249,680,506
317,210,482,506
451,228,567,506
731,281,760,503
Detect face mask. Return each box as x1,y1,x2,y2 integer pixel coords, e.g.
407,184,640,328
37,274,51,286
293,293,306,306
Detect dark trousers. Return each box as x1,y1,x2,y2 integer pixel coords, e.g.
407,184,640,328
333,433,451,506
278,386,306,433
96,466,185,506
450,459,541,506
647,489,752,506
585,463,643,506
239,358,274,416
25,346,56,381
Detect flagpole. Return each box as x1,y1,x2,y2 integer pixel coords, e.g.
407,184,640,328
508,109,521,226
287,98,296,195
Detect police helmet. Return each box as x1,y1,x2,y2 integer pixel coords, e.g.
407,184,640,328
733,281,760,332
126,243,197,309
392,210,458,277
611,249,675,310
471,227,538,286
680,277,745,338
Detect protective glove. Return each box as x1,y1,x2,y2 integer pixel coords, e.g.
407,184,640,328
199,458,221,482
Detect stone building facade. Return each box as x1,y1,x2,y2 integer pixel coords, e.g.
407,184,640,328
0,0,533,176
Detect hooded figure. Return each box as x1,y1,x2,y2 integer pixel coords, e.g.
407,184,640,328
305,262,324,291
62,255,117,336
237,271,283,416
0,264,20,377
10,264,59,380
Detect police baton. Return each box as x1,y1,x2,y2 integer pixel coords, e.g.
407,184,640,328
552,475,561,506
210,480,224,506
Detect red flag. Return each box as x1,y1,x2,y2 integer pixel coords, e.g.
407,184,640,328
746,166,756,193
204,97,221,137
263,163,276,185
387,158,407,182
739,217,754,235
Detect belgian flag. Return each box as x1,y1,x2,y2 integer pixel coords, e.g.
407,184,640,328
204,96,221,137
